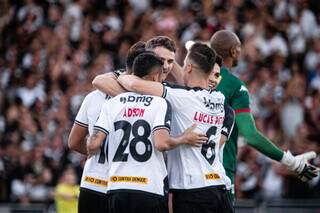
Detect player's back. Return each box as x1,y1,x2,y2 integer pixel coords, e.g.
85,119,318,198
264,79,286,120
102,92,171,197
163,84,229,190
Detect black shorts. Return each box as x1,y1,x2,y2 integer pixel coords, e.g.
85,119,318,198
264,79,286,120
107,191,168,213
172,185,234,213
78,188,108,213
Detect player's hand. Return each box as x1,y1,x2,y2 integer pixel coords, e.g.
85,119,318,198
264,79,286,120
181,124,208,147
86,137,101,158
281,151,319,181
298,164,320,182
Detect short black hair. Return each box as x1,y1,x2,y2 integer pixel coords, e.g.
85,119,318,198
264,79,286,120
188,42,216,74
133,52,164,78
215,55,223,67
126,41,146,72
146,36,176,53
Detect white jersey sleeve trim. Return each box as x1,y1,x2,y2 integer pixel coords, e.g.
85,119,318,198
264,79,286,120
93,125,109,135
74,120,89,128
153,125,170,133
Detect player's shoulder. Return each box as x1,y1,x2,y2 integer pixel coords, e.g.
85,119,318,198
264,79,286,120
163,81,200,91
210,89,225,99
86,89,109,100
221,68,248,91
109,92,163,106
105,91,126,103
152,95,169,105
221,68,241,84
162,82,206,99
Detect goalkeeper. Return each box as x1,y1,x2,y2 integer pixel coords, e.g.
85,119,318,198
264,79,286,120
209,30,318,202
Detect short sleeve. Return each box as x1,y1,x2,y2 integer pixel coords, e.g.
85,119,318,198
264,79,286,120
221,105,235,139
74,94,90,128
152,99,172,133
231,84,250,114
93,102,112,135
161,82,188,111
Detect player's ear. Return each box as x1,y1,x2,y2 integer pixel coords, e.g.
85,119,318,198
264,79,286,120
230,44,241,59
187,63,192,74
149,70,160,82
230,46,237,58
151,73,160,82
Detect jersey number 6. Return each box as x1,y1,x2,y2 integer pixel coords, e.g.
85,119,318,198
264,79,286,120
201,126,217,165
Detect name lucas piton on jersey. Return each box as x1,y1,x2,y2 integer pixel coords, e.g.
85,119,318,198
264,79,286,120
120,95,153,106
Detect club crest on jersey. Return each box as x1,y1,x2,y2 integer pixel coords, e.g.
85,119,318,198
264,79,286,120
120,95,153,106
203,97,224,112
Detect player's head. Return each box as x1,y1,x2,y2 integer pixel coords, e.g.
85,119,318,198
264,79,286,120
183,42,216,86
133,51,163,82
208,55,223,89
126,41,146,74
146,36,176,80
210,30,241,67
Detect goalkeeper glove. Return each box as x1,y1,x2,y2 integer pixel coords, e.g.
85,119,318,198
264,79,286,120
281,151,319,181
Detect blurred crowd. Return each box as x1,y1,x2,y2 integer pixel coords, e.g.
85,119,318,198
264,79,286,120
0,0,320,207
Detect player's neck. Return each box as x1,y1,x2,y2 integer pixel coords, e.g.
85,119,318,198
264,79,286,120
186,77,208,89
223,58,233,70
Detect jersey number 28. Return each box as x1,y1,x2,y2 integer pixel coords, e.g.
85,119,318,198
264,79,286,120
113,119,152,162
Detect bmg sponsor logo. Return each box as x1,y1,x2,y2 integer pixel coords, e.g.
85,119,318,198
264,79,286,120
120,95,153,106
203,97,224,112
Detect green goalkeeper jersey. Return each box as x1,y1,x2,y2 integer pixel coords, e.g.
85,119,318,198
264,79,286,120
217,67,250,173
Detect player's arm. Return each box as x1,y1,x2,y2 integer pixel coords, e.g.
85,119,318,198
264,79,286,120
219,104,235,148
68,93,91,155
117,74,164,97
154,124,208,151
68,124,88,155
87,101,112,156
236,113,283,160
86,129,107,157
237,112,318,181
233,86,318,180
92,71,127,97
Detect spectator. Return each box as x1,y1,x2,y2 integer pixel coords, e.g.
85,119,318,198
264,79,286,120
0,0,319,206
54,167,79,213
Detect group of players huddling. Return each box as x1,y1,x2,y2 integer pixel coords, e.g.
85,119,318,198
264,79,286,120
68,30,319,213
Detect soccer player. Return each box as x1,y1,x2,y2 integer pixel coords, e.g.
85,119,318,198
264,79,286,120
117,43,234,213
145,36,184,84
92,36,183,95
69,87,109,213
86,52,208,213
68,41,147,213
210,30,318,201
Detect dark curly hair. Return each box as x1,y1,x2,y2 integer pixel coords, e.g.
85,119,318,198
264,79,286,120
146,36,176,53
215,55,223,67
